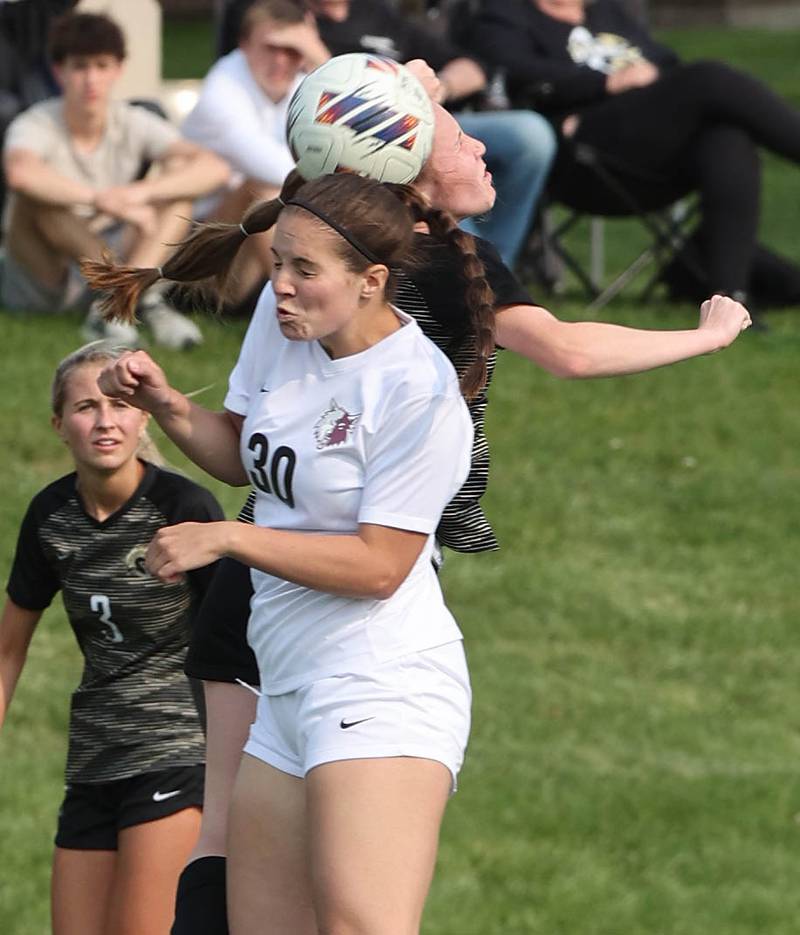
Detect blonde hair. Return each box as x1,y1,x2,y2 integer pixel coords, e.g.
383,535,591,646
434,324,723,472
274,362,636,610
52,342,164,466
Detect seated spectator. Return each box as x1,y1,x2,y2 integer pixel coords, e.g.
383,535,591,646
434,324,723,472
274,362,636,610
220,0,555,272
470,0,800,308
1,11,230,347
183,0,329,306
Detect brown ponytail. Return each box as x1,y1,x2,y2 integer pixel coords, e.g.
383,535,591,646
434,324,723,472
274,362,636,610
80,170,307,323
386,185,496,401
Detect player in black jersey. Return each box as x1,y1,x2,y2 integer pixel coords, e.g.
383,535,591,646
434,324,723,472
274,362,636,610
0,343,224,935
85,78,752,935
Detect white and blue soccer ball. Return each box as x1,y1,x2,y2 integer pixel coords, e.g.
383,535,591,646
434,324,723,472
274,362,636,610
286,53,435,185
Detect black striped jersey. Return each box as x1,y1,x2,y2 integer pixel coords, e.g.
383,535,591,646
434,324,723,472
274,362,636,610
6,462,224,783
236,233,533,553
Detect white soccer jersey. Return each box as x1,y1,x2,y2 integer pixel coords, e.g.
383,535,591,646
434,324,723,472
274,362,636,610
225,288,473,694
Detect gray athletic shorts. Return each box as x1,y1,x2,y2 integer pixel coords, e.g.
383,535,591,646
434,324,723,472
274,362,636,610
0,248,90,313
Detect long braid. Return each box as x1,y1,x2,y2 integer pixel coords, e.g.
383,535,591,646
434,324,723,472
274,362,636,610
80,170,307,323
386,185,496,400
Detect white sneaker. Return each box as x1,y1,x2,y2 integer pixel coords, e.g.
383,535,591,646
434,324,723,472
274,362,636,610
81,301,140,347
141,300,203,350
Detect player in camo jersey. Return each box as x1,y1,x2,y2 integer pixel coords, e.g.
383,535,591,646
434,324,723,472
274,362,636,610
0,343,224,935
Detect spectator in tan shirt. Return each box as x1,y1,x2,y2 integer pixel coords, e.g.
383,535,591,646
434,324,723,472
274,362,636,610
1,11,230,348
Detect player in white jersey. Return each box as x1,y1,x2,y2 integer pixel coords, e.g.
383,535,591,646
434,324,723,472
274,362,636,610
95,172,481,933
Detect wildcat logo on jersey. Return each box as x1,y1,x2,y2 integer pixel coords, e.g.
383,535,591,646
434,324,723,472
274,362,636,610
124,545,149,577
314,399,361,449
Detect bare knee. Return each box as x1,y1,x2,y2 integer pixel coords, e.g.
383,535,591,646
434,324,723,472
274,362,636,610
317,917,419,935
315,891,423,935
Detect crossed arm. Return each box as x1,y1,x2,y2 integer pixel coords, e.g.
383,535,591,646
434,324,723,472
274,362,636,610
4,140,229,219
121,140,231,203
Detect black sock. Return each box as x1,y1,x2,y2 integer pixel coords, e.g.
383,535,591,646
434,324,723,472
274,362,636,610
171,855,228,935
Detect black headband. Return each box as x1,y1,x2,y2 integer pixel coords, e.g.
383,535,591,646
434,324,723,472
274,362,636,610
285,197,385,266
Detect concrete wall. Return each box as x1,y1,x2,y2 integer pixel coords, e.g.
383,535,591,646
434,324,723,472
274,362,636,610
76,0,162,99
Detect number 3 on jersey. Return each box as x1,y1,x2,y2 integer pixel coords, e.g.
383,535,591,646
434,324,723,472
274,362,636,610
90,594,124,643
248,432,296,508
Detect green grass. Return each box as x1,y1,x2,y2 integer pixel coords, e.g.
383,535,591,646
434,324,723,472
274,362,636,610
429,322,800,934
4,22,800,935
163,15,217,81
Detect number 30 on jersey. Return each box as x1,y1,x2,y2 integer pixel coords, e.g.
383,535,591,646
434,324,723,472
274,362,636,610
247,433,296,508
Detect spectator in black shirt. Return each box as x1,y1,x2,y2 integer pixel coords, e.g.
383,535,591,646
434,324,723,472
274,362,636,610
471,0,800,309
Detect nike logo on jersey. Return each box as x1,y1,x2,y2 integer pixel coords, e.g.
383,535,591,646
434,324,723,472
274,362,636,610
259,385,270,393
152,789,182,802
340,717,375,730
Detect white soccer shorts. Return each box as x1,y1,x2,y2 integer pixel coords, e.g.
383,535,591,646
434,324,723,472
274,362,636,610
244,640,471,790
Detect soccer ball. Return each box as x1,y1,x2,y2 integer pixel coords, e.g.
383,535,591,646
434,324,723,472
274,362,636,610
286,53,435,185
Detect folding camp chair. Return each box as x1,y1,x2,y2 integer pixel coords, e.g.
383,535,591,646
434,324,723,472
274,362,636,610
523,140,703,311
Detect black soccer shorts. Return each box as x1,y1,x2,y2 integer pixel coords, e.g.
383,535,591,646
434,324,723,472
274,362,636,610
185,557,260,686
55,764,204,850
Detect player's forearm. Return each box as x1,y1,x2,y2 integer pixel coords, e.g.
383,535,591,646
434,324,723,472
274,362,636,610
0,653,25,728
152,392,248,486
542,320,722,378
0,601,40,729
224,524,407,599
497,306,725,378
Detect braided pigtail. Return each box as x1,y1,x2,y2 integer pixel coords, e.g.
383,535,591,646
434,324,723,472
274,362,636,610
80,170,307,322
386,185,496,400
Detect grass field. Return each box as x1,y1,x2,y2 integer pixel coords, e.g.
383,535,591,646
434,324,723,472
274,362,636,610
2,22,800,935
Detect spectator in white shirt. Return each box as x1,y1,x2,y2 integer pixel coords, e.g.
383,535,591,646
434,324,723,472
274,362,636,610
182,0,329,308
